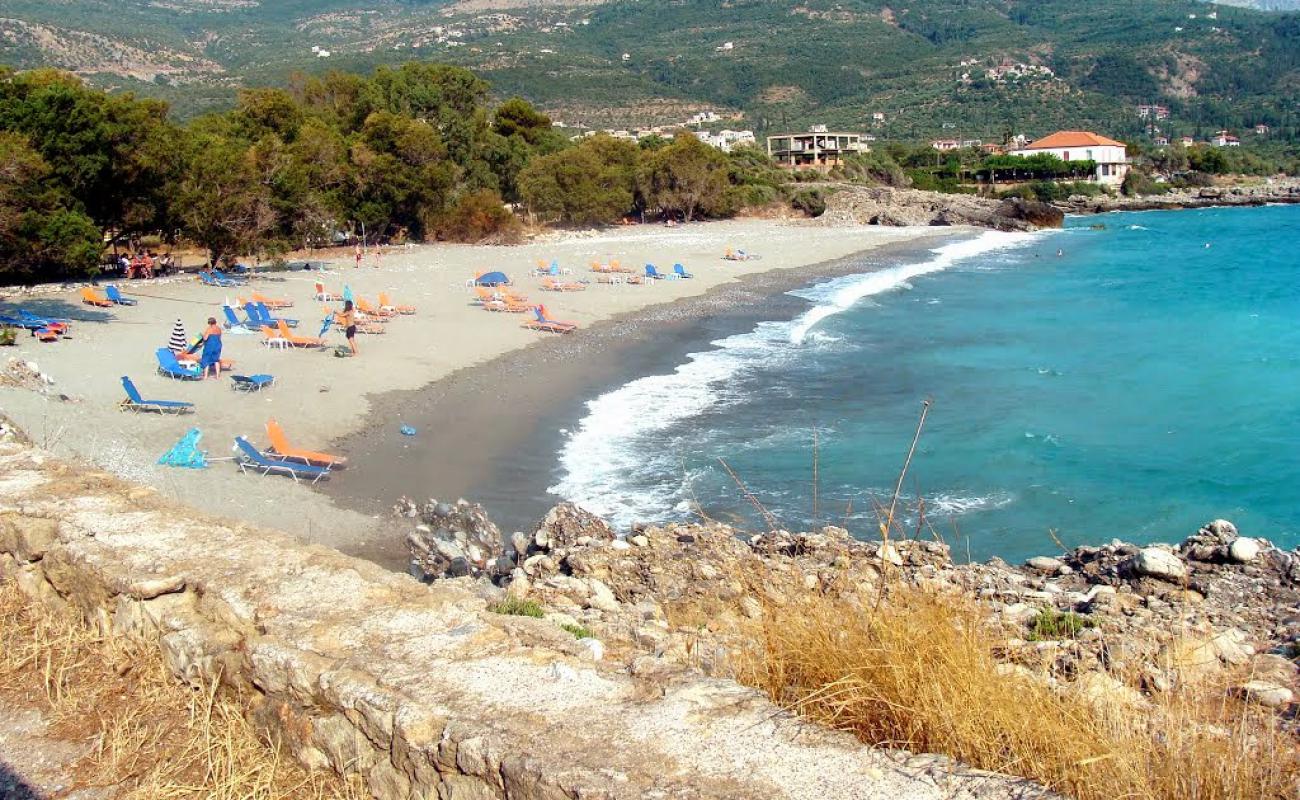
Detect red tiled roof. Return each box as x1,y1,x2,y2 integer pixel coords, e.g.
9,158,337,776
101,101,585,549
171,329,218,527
1022,131,1126,149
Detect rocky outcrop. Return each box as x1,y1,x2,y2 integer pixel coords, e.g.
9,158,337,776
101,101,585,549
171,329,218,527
0,439,1055,800
1058,179,1300,215
406,505,1298,729
821,187,1064,231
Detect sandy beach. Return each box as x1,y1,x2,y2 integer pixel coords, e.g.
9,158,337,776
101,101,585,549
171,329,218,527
0,219,945,568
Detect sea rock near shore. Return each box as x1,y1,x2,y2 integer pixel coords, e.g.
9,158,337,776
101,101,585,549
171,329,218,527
400,497,508,580
821,187,1063,232
400,506,1300,720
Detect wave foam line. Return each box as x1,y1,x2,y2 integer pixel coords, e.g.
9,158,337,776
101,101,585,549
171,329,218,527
787,229,1039,344
549,229,1040,526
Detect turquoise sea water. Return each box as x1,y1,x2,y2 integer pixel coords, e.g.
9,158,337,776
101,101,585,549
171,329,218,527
551,205,1300,562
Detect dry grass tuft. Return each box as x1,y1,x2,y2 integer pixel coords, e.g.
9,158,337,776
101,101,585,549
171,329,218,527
732,587,1298,800
0,583,363,800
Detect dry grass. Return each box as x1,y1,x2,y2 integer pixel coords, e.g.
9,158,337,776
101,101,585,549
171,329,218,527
732,587,1298,800
0,583,363,800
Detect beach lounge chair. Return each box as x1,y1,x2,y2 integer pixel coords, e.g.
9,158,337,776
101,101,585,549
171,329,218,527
673,263,694,279
378,292,416,315
234,436,330,484
222,305,253,330
541,278,586,292
245,302,297,329
356,298,395,319
474,286,504,309
230,374,275,392
265,419,347,467
119,376,194,414
156,348,202,380
106,285,137,305
644,264,675,281
81,287,113,307
314,282,340,301
522,305,577,334
252,291,292,309
16,310,69,333
277,319,324,348
213,269,247,285
199,271,237,287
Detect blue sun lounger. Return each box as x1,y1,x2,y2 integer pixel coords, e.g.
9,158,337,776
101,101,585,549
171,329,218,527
18,309,70,330
246,302,298,329
198,271,230,287
673,263,694,279
105,285,137,305
645,264,676,280
212,269,247,285
234,436,329,484
120,376,193,414
156,347,202,380
230,374,275,392
222,305,257,330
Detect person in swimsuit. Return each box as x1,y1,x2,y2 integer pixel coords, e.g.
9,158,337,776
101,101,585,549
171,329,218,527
340,300,358,355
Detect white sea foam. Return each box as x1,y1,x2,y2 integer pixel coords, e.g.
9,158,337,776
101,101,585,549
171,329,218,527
786,230,1038,344
550,229,1041,527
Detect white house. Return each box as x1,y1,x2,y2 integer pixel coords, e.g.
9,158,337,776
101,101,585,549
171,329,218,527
1010,131,1129,186
1211,131,1241,147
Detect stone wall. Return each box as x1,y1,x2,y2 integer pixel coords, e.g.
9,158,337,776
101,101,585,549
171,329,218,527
0,439,1048,800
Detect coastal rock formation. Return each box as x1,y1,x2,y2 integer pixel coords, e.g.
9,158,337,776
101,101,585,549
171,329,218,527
402,505,1300,730
820,187,1064,231
1059,179,1300,215
0,438,1061,800
397,497,508,579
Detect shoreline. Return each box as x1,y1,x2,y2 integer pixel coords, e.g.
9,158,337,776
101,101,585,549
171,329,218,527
0,219,945,573
320,230,961,545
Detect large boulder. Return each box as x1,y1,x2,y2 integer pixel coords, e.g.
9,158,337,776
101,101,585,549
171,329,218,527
404,499,508,581
1129,547,1187,581
996,198,1065,229
532,502,615,552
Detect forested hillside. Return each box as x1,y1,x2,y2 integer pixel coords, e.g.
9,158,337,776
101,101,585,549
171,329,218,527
1,0,1298,140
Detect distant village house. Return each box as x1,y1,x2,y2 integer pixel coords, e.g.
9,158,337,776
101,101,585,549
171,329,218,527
1136,104,1170,120
1009,131,1129,186
1211,131,1240,147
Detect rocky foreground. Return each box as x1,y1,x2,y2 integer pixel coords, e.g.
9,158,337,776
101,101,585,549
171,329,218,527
402,500,1299,720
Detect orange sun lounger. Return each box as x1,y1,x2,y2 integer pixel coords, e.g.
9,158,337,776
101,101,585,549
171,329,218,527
266,419,347,467
276,319,324,347
522,304,577,334
253,291,293,309
80,287,113,307
378,292,416,315
355,298,395,319
541,278,586,292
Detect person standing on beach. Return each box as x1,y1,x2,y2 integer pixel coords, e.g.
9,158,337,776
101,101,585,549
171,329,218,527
340,300,358,356
194,316,224,378
354,244,362,269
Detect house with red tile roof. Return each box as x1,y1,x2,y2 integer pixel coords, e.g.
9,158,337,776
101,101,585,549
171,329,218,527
1009,130,1129,186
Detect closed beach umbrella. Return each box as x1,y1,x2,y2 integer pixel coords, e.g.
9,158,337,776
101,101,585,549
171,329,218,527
168,319,188,352
343,284,354,302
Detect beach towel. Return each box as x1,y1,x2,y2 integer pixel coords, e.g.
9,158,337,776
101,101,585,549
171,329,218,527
199,332,223,369
158,428,207,469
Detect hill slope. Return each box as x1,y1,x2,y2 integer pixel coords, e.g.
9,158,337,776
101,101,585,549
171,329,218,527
1,0,1297,139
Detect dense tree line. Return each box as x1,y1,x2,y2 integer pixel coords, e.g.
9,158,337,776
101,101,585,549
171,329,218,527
0,63,794,280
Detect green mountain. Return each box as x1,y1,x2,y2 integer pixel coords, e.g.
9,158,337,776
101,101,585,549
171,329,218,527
2,0,1298,141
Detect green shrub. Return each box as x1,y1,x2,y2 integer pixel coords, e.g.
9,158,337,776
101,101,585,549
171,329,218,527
488,597,545,618
790,188,828,217
1027,609,1094,641
438,189,522,243
560,623,594,640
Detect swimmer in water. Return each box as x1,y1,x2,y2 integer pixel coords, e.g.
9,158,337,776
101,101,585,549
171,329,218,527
1056,248,1063,257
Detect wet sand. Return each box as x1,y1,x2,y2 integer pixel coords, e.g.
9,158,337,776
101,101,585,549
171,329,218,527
322,231,961,539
